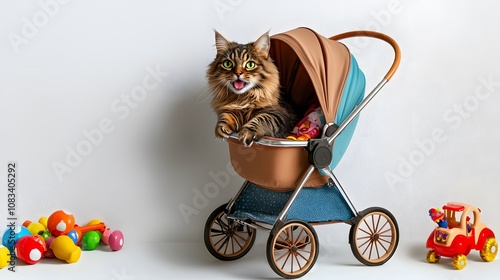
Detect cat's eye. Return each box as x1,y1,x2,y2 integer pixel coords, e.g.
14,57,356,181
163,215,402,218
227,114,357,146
222,60,233,69
245,61,256,70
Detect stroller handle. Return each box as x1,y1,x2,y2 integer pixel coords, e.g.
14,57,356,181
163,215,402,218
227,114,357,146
330,31,401,81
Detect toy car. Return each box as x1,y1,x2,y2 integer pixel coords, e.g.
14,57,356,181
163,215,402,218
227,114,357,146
426,202,497,270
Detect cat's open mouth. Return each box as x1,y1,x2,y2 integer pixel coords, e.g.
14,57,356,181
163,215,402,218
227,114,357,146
233,80,247,90
230,79,251,94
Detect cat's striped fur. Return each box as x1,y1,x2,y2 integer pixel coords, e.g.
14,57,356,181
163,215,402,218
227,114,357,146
207,31,297,146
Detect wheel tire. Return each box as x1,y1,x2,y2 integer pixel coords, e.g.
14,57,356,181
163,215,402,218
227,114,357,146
349,207,399,266
480,237,498,262
204,204,256,261
426,249,440,263
266,220,319,279
452,254,467,270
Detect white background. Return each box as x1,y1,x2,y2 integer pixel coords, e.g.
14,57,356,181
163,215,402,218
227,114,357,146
1,0,500,279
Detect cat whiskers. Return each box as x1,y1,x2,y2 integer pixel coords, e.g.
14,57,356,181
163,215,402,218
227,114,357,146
196,80,227,105
213,80,231,100
194,84,214,105
214,80,230,100
223,80,231,99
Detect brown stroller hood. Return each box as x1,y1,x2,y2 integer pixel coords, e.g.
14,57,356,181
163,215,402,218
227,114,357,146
228,27,360,190
270,27,351,123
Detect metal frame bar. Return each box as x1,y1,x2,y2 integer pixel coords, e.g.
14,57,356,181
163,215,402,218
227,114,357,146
226,180,251,212
228,133,308,147
276,166,315,222
320,168,358,215
327,78,388,145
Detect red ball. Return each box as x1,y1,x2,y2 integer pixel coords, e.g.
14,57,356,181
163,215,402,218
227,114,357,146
15,235,46,264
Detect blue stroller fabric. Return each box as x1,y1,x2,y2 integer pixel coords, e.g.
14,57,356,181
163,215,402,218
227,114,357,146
330,55,365,170
230,182,354,224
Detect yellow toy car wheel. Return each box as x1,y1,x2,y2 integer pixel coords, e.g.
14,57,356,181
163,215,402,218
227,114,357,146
426,249,440,263
452,254,467,270
480,237,498,262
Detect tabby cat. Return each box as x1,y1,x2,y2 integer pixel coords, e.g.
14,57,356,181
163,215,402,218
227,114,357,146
206,31,297,146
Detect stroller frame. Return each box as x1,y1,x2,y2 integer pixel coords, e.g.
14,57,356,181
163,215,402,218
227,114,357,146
204,30,401,279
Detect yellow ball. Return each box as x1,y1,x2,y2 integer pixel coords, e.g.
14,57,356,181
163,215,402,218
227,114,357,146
27,222,46,236
0,246,10,269
87,219,102,226
38,216,48,229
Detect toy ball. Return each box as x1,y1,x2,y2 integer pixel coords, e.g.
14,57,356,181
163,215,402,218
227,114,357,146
38,217,48,229
67,229,81,245
27,222,46,236
47,210,75,237
40,231,51,241
0,246,10,269
22,220,32,227
2,225,31,248
44,237,56,259
102,228,112,245
50,235,81,264
108,230,124,251
87,219,103,226
14,235,46,265
82,231,100,251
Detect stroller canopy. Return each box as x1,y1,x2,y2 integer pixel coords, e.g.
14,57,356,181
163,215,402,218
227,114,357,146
270,27,366,170
270,27,365,125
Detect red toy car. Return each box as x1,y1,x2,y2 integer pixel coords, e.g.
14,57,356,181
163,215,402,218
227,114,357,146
426,202,498,269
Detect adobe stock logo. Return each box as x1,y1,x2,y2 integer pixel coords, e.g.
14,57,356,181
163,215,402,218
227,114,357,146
384,74,499,189
178,144,261,224
7,0,71,54
212,0,243,20
349,0,403,53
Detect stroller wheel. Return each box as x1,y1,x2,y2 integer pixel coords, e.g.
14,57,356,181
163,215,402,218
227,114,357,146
349,207,399,266
266,220,319,279
204,203,256,261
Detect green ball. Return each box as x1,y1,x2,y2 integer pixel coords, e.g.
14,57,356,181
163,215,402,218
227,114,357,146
40,231,51,240
82,231,101,250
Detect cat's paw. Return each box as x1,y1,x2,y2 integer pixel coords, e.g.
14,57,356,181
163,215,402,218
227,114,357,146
215,122,234,139
238,128,263,147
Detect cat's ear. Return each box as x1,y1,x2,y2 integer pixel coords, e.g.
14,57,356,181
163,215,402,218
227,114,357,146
214,31,230,55
253,31,271,59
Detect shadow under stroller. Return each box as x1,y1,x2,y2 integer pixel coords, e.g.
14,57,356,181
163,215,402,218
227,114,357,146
203,27,401,279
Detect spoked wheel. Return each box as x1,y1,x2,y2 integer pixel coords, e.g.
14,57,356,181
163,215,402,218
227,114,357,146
204,204,256,261
266,220,319,279
349,207,399,266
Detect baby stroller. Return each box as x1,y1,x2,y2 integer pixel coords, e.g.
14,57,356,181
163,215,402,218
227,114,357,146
203,27,401,279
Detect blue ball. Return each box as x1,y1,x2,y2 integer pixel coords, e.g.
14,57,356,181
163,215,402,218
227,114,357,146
2,226,31,249
67,229,80,245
